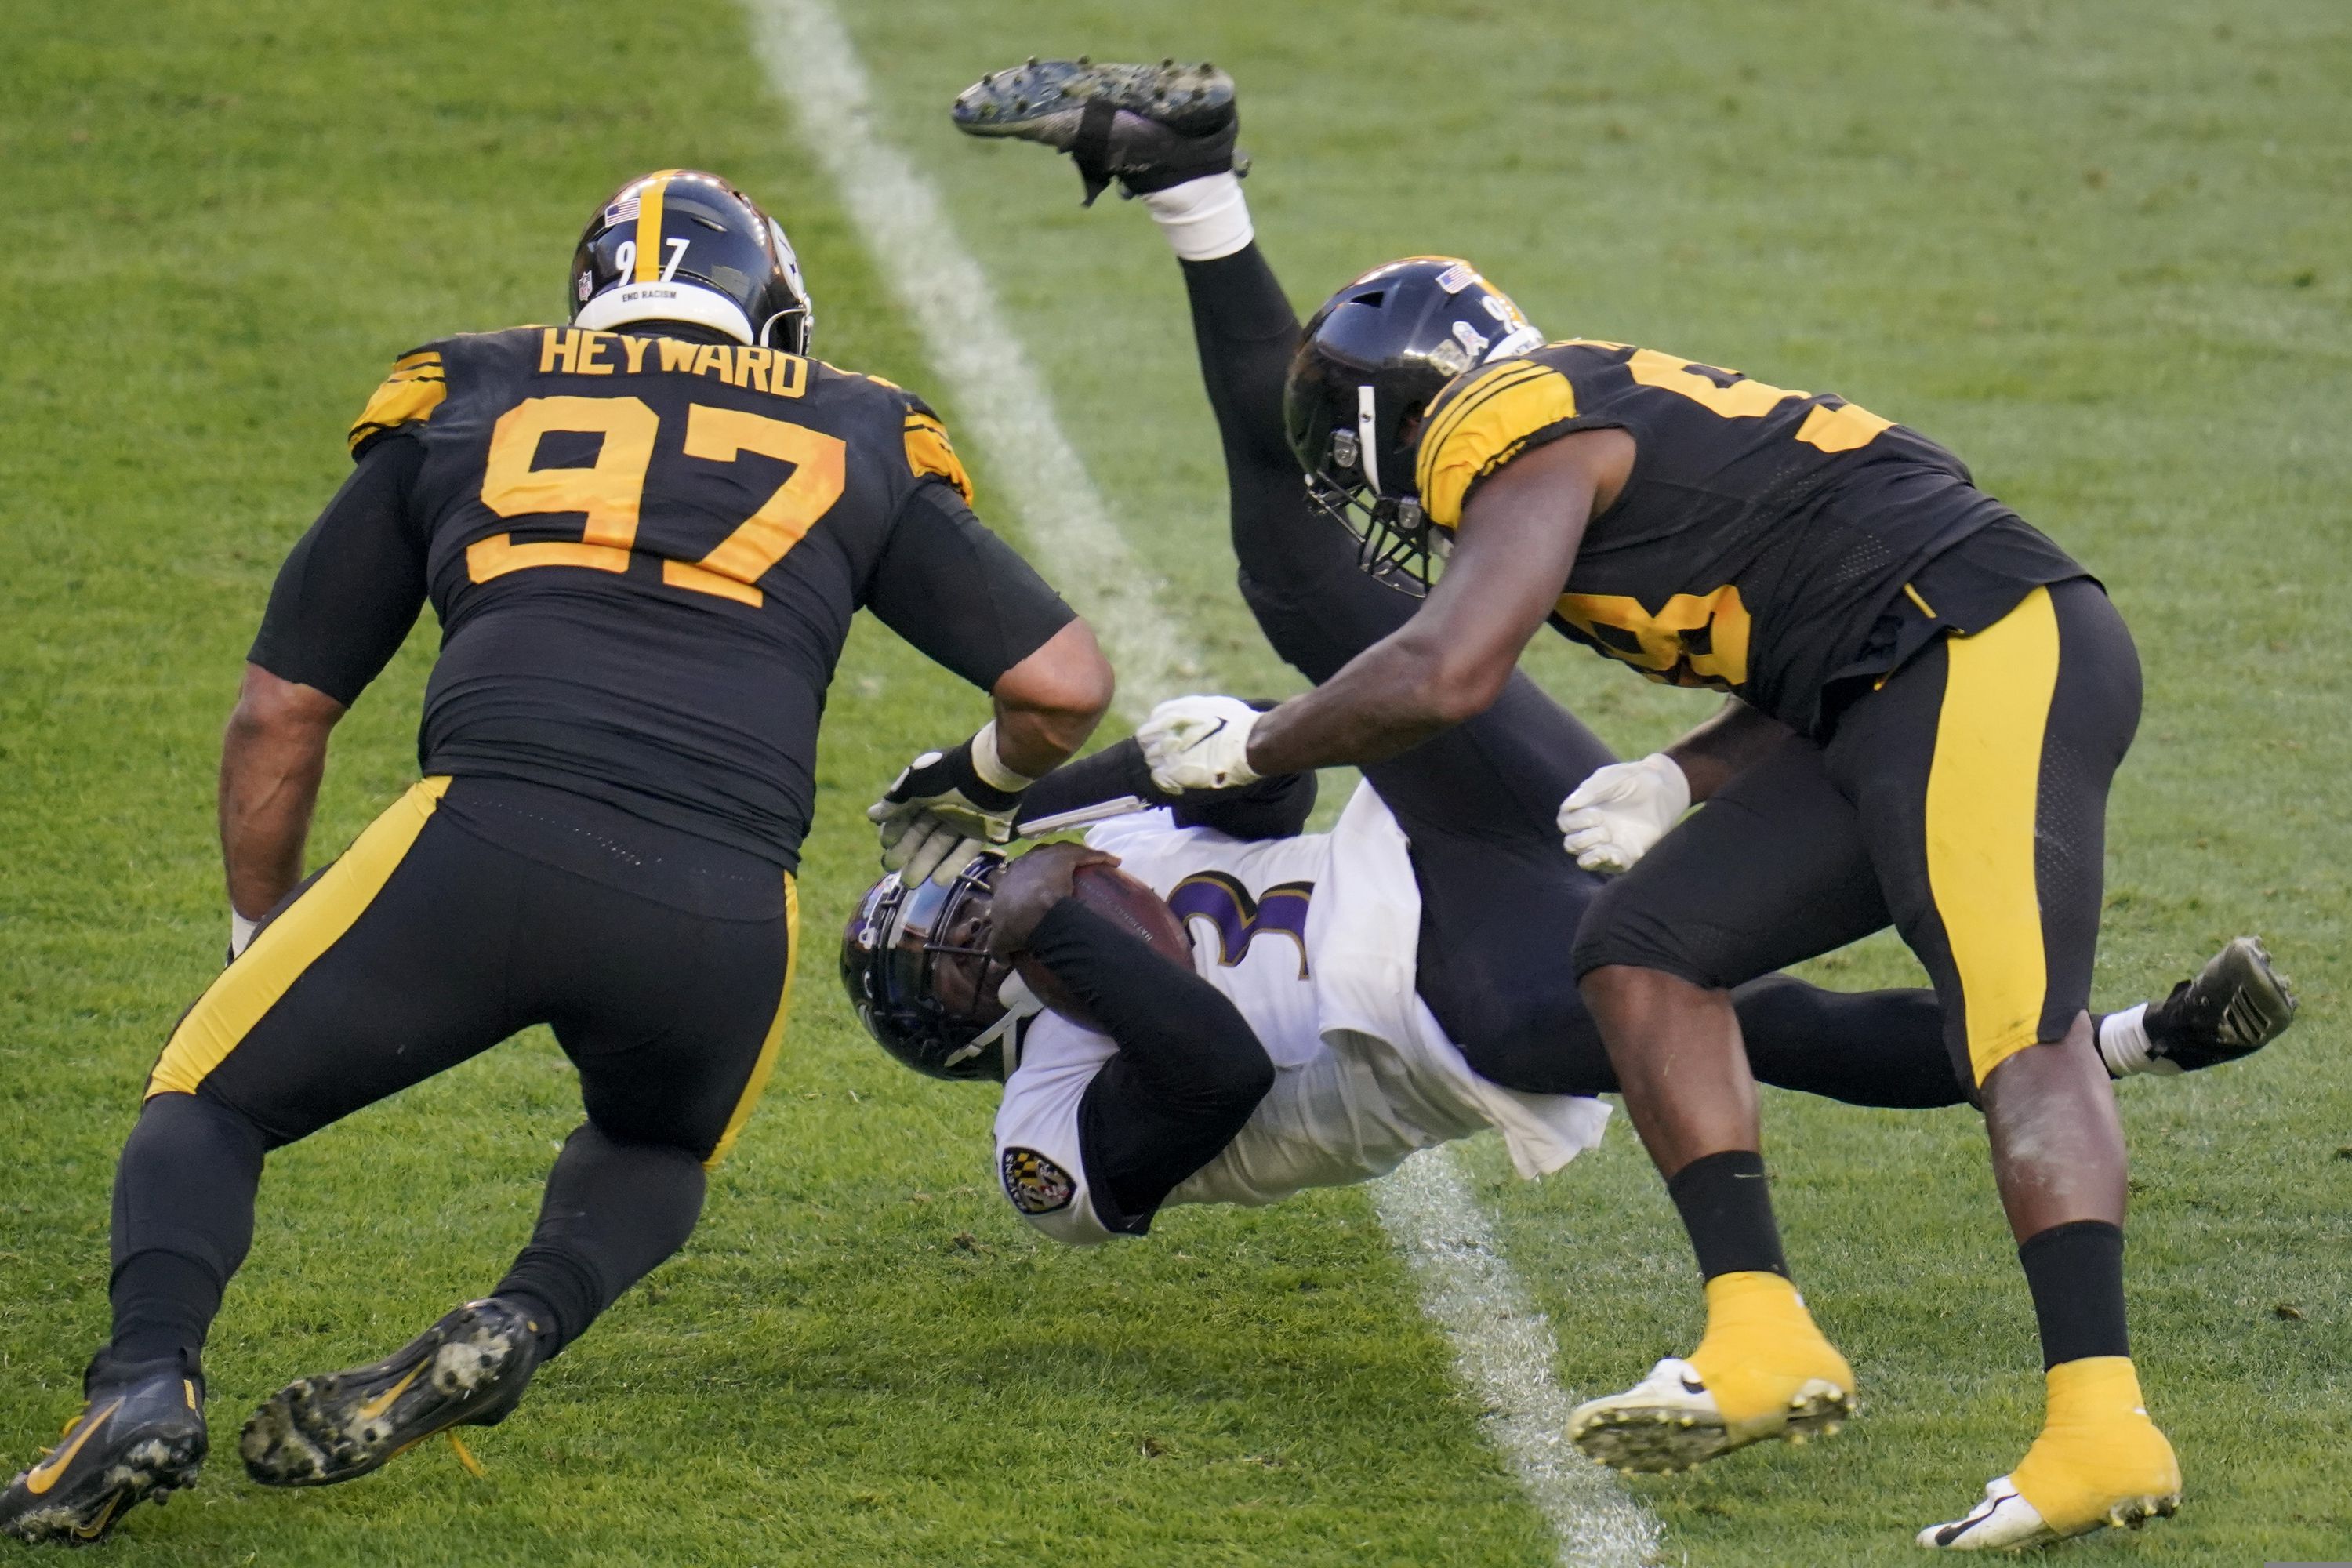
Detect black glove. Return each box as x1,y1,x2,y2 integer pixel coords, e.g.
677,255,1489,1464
869,730,1030,886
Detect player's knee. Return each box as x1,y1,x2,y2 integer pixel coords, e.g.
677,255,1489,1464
1572,874,1712,988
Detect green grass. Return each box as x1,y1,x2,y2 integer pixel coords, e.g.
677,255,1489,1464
2,0,2347,1563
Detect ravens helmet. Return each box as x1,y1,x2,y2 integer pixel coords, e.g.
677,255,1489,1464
1283,257,1542,592
840,855,1038,1082
571,169,814,351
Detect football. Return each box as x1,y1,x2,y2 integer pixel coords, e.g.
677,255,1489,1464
1016,860,1193,1031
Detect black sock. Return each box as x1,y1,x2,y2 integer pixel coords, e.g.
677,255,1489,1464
1667,1149,1789,1280
2018,1219,2129,1369
103,1092,268,1375
491,1123,706,1359
107,1251,222,1372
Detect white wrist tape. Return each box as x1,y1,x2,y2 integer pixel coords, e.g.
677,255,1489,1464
1139,172,1254,261
969,720,1036,793
230,910,260,958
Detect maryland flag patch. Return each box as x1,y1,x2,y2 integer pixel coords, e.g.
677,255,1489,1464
1000,1147,1075,1216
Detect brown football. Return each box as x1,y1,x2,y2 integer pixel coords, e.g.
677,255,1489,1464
1016,861,1193,1031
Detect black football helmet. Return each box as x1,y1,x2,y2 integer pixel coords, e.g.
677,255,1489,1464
570,169,814,351
840,855,1038,1082
1283,256,1542,592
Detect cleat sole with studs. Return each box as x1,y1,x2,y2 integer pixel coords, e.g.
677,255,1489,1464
241,1301,535,1488
951,59,1233,142
1570,1381,1853,1474
0,1427,205,1547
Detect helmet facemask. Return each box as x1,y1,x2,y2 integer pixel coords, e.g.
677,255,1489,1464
841,855,1037,1083
1301,387,1441,597
1285,257,1539,599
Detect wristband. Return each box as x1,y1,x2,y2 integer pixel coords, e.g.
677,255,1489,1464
969,720,1037,794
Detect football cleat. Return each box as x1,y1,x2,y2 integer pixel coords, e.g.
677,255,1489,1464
951,58,1243,205
1918,1475,2178,1551
1567,1356,1850,1474
2143,935,2297,1073
240,1297,545,1487
0,1358,206,1546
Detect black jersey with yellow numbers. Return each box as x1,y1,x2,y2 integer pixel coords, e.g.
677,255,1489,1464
1413,339,2085,734
334,323,1060,869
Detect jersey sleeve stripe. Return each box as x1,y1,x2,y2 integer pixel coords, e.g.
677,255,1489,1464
1415,364,1578,528
1414,361,1555,499
903,412,974,503
1420,361,1549,461
347,365,447,453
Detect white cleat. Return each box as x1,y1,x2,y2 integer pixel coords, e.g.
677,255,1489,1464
1568,1356,1849,1475
1919,1479,2054,1551
1918,1475,2179,1551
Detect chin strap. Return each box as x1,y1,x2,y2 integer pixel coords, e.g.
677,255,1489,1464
947,971,1044,1079
1069,96,1120,207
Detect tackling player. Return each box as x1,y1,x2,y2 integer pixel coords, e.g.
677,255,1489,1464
972,61,2261,1549
0,171,1112,1546
844,65,2290,1260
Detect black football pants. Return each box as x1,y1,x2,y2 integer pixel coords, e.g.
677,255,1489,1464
1573,576,2139,1094
106,776,795,1378
1175,242,1964,1108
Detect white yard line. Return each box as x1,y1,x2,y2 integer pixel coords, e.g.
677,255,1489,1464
1372,1150,1663,1567
743,4,1660,1561
743,0,1189,718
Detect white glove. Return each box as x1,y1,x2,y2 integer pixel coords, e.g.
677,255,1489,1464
1557,753,1690,873
1138,695,1262,793
869,724,1031,887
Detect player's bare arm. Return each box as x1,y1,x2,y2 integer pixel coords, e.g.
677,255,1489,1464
1661,699,1790,804
218,666,345,944
988,619,1114,777
1556,699,1793,873
1152,429,1629,786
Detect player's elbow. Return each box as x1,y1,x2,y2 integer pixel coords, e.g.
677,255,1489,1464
1401,641,1513,729
1227,1049,1277,1111
1195,1025,1276,1117
225,665,345,755
994,619,1116,756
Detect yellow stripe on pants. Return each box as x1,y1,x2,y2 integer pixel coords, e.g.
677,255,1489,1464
1923,586,2062,1084
147,778,452,1099
705,873,798,1168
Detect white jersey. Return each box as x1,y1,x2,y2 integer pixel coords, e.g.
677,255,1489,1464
993,782,1611,1245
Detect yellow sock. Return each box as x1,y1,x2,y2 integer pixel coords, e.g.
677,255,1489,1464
1685,1272,1853,1428
2009,1357,2180,1534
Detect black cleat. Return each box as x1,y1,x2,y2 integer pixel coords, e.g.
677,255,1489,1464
2145,935,2299,1073
951,57,1243,205
0,1358,206,1546
239,1298,545,1487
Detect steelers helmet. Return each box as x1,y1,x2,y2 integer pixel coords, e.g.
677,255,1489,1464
571,169,815,351
1283,257,1541,592
840,855,1038,1083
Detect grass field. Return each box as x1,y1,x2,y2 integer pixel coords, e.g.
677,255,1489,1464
3,1,2348,1563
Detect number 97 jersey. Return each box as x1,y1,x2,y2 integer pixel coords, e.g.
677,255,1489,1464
347,324,1018,869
